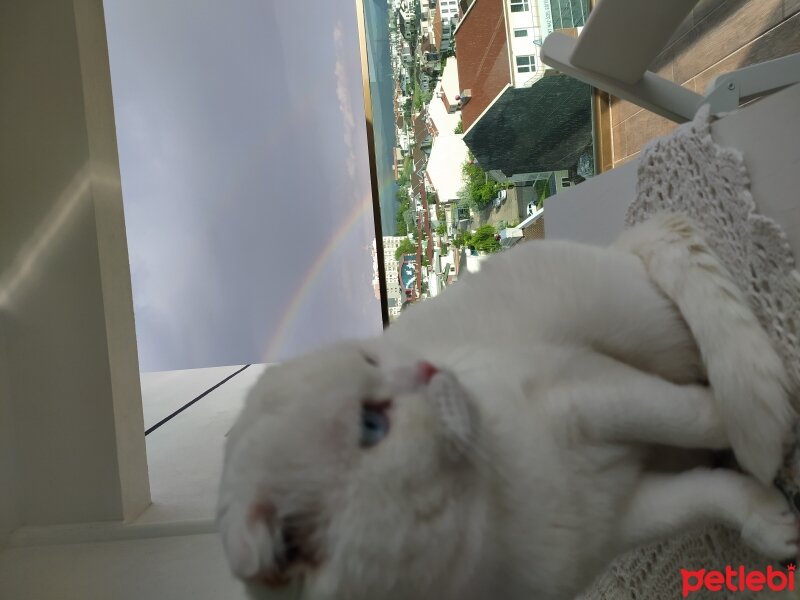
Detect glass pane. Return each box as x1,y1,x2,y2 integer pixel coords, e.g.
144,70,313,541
361,0,596,320
105,0,384,372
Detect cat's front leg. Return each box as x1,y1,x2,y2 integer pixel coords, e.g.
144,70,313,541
618,468,798,560
554,355,727,450
612,212,796,485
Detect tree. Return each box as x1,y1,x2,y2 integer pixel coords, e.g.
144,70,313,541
395,185,411,236
397,157,413,187
471,224,501,253
458,159,504,211
435,222,447,236
454,119,463,134
534,178,549,209
413,84,433,111
395,238,416,261
403,97,412,121
452,231,469,248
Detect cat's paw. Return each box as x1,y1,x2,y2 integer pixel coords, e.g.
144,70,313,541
742,488,799,560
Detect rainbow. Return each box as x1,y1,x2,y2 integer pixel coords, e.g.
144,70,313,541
262,193,375,362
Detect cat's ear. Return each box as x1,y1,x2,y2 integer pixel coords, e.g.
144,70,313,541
220,500,276,579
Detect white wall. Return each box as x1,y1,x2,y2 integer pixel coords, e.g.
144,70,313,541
506,0,545,86
0,0,149,530
543,162,636,246
543,84,800,252
0,315,18,545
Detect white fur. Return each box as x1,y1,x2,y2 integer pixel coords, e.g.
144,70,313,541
219,213,797,600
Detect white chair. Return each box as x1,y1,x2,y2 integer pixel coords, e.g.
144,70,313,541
540,0,800,123
538,0,800,254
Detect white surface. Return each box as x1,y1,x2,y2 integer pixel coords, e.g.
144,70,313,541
429,89,461,135
0,0,149,528
544,84,800,252
137,364,269,525
711,83,800,259
440,56,460,102
1,363,279,599
426,133,470,203
544,162,637,246
0,534,252,600
141,365,246,431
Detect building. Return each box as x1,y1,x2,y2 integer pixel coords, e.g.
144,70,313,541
427,83,461,137
454,0,593,183
548,0,589,31
439,56,461,112
398,253,419,301
374,236,408,320
425,133,469,206
433,0,459,53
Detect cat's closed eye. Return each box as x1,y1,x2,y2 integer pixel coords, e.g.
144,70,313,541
360,401,390,448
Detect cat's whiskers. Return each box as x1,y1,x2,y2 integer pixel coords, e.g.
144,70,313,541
448,430,514,488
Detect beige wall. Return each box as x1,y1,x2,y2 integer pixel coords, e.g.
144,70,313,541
0,0,149,531
0,317,18,544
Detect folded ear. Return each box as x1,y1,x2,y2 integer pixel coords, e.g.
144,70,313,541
220,501,276,579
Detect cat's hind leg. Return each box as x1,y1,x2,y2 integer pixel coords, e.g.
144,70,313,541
612,212,796,485
618,468,798,560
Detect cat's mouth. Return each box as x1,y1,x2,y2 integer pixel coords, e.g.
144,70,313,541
251,511,322,589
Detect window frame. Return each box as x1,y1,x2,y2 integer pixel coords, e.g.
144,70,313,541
515,54,536,73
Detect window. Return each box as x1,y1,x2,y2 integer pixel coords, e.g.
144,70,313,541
510,0,530,12
363,0,595,316
515,54,536,73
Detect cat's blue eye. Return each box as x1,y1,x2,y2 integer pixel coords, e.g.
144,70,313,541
360,404,390,448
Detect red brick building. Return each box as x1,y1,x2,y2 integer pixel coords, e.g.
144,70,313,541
453,0,593,181
454,0,511,131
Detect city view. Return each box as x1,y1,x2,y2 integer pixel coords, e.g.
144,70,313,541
368,0,595,320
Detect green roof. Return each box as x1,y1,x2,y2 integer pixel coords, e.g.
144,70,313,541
463,74,593,176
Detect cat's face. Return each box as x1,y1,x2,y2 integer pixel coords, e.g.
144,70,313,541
218,339,486,599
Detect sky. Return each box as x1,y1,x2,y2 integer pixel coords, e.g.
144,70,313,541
104,0,383,372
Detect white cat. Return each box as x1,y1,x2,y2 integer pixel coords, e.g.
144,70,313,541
218,213,797,600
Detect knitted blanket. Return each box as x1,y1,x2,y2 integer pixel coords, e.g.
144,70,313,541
581,105,800,599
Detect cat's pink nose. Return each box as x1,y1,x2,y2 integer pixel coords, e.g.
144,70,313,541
417,361,438,383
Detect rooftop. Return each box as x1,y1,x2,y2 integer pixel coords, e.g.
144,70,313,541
428,84,461,135
455,0,511,131
426,133,470,203
440,56,460,107
463,73,592,176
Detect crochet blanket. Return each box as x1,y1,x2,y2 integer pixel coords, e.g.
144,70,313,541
580,105,800,599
